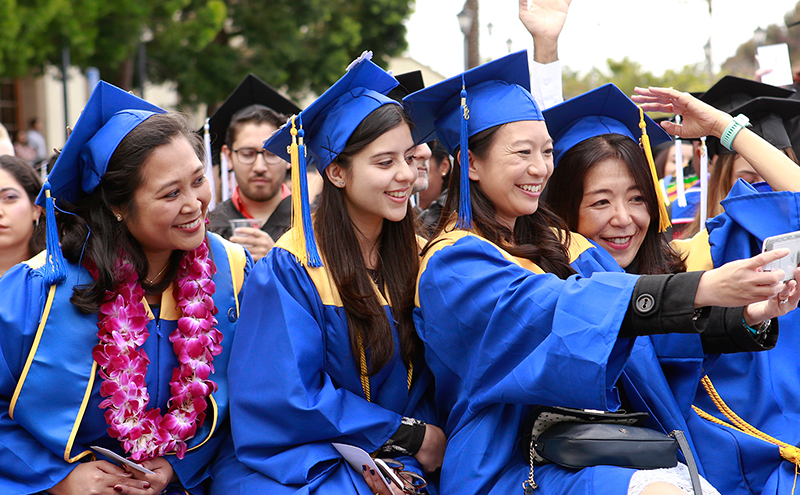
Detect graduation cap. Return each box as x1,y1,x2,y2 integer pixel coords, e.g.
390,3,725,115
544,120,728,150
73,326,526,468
706,96,800,156
543,83,672,232
36,80,166,285
403,50,543,229
700,75,794,113
263,51,400,267
387,70,425,102
206,74,301,159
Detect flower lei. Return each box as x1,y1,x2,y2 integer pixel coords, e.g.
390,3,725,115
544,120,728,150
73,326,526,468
91,239,221,461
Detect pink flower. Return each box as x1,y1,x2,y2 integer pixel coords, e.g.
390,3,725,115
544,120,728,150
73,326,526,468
94,238,219,461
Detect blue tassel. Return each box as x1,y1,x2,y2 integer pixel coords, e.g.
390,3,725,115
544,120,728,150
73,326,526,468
41,181,67,285
456,80,472,230
297,119,322,267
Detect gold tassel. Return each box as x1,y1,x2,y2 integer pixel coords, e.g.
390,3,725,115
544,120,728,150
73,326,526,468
288,116,307,266
638,107,671,233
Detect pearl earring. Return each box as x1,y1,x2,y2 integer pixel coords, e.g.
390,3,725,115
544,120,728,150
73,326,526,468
116,214,123,222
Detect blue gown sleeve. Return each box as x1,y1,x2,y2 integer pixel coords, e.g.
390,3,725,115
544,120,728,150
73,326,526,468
415,236,639,423
228,248,404,485
0,264,79,494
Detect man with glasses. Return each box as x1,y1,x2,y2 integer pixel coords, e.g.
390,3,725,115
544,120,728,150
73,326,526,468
207,75,301,261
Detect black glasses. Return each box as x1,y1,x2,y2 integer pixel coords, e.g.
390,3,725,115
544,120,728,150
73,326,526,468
233,148,284,165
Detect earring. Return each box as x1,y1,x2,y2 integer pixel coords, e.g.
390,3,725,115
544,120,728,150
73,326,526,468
116,213,123,222
338,181,345,187
35,217,39,228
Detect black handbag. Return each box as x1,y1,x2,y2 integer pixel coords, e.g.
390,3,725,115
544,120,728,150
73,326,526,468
519,406,702,495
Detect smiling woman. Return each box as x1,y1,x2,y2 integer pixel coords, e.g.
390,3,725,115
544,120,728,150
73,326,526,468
210,53,444,495
0,81,251,495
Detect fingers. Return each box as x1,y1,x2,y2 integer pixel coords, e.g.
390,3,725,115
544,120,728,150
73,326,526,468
95,460,134,477
748,248,790,267
361,464,392,495
112,478,152,494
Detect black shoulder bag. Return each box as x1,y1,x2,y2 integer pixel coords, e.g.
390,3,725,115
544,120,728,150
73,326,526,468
519,406,702,495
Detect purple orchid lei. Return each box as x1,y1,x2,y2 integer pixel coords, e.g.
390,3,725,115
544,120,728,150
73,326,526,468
91,239,221,461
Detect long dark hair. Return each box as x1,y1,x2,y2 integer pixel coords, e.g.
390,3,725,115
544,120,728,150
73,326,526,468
547,134,685,275
315,104,421,375
425,123,575,279
58,113,205,313
0,155,45,255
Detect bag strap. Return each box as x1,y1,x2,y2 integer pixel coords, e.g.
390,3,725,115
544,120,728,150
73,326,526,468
669,430,702,495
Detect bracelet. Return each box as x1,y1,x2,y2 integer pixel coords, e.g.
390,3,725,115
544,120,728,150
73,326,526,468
720,114,751,152
742,316,770,337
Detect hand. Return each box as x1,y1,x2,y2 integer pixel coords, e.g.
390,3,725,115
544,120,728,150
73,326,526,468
48,460,135,495
694,249,790,308
414,424,446,473
115,457,176,495
743,267,800,325
519,0,571,63
361,464,404,495
230,227,275,262
631,87,733,139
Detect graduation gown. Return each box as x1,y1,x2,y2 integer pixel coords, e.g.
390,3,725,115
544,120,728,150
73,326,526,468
0,233,250,495
675,179,800,495
414,229,718,495
210,230,437,495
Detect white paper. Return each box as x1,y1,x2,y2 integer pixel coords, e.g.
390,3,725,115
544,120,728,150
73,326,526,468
757,43,794,87
90,446,155,475
332,443,393,492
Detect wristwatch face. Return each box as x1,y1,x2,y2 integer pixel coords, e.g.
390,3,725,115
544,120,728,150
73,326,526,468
733,114,751,128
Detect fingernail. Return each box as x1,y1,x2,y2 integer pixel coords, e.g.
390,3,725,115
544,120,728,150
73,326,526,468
363,465,368,472
114,486,123,493
370,469,376,476
143,483,151,489
387,477,393,484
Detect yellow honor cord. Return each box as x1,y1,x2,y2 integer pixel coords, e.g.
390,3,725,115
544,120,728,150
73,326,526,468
288,116,308,266
638,108,672,233
357,332,413,403
693,375,800,494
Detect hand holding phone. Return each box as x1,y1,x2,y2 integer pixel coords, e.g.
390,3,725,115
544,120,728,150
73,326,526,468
762,231,800,282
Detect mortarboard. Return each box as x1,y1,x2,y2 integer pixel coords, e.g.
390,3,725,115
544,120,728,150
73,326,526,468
387,70,425,102
700,75,794,113
543,83,672,232
403,50,543,229
205,74,301,160
263,51,400,267
706,96,800,156
36,80,166,285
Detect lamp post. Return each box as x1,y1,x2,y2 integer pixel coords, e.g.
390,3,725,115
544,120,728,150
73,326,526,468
457,2,475,71
754,26,767,47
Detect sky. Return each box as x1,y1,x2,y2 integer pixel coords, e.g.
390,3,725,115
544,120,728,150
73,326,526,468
404,0,800,81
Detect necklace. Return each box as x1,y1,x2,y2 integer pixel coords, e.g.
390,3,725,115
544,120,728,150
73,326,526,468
91,239,221,461
144,261,169,285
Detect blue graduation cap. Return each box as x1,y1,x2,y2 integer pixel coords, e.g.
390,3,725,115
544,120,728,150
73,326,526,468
37,81,165,285
543,83,672,232
263,51,400,267
403,50,543,229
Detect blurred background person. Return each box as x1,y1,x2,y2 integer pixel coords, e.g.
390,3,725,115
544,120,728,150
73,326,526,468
0,124,14,157
12,130,37,164
0,155,43,276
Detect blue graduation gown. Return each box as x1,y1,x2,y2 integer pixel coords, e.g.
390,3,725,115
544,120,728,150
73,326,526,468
414,230,711,495
0,233,251,495
678,179,800,495
211,230,437,494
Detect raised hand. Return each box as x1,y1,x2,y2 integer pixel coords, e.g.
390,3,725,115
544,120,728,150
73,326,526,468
632,87,732,140
520,0,572,63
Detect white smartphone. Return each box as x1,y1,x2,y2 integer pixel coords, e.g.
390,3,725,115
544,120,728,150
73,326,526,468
762,230,800,282
90,446,155,475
